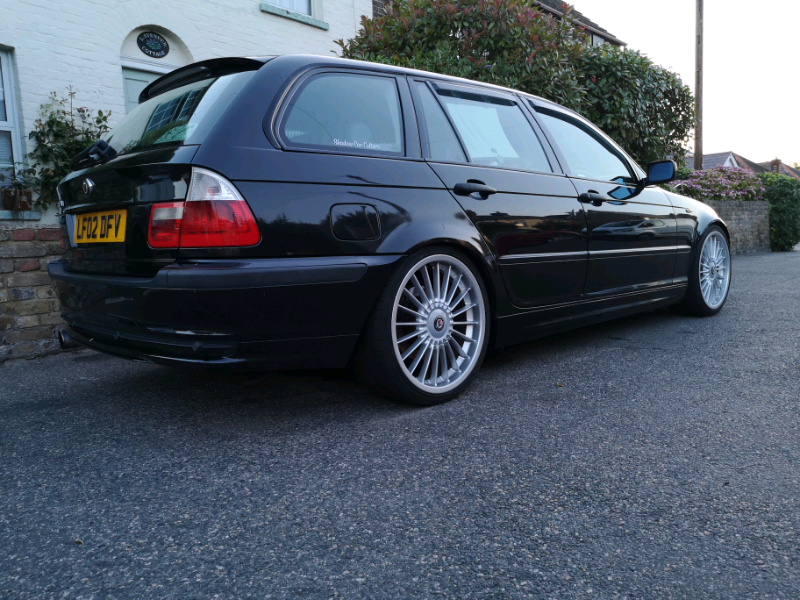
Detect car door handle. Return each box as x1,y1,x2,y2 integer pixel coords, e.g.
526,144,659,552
453,181,497,200
578,192,608,207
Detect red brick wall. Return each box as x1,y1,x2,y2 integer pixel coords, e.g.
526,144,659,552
0,226,67,362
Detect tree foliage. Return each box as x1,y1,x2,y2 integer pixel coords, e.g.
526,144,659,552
336,0,695,166
759,173,800,251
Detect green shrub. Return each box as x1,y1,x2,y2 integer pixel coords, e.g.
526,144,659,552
336,0,695,167
577,45,694,165
16,88,111,210
759,173,800,251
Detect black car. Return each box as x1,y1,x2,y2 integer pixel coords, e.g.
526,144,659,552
49,55,731,405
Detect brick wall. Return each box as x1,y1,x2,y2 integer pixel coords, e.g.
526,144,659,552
704,200,770,255
0,226,66,362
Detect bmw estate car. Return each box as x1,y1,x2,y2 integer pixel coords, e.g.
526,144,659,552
49,55,732,405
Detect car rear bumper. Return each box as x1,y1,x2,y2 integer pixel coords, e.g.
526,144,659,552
48,255,402,368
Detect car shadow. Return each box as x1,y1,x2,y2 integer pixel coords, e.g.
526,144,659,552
60,307,687,422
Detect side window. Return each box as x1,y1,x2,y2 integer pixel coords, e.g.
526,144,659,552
535,107,634,183
0,50,21,186
281,73,404,157
413,82,466,163
433,86,552,173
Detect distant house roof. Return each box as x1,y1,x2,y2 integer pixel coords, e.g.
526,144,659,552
684,152,769,175
758,160,800,182
732,154,770,175
533,1,626,46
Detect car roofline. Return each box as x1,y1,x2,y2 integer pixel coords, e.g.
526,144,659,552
265,54,552,104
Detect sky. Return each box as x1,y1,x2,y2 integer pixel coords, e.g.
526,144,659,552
570,0,799,165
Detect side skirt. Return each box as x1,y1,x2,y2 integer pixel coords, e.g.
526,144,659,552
493,284,687,348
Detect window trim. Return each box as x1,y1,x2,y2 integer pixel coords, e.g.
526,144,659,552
414,79,558,176
259,1,329,30
272,68,414,160
0,49,23,184
529,100,645,184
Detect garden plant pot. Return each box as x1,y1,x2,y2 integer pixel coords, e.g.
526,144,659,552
1,188,33,211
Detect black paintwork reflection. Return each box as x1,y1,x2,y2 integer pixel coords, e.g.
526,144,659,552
426,162,588,307
570,179,677,295
191,181,485,262
330,204,381,241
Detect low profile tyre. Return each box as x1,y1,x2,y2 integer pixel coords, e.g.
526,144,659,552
681,225,732,316
357,247,490,405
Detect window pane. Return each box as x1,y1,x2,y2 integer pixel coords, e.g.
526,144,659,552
271,0,310,15
536,109,633,183
436,88,552,173
0,131,13,185
0,58,7,121
282,74,404,155
0,130,12,165
414,82,465,163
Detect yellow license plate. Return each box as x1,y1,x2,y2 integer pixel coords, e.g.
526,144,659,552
74,209,127,244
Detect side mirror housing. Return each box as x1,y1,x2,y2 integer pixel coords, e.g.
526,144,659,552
644,160,677,186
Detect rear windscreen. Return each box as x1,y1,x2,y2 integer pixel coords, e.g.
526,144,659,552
105,71,255,156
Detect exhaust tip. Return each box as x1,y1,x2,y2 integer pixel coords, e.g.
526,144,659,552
58,330,81,350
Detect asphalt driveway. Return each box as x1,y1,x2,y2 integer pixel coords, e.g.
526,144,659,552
1,250,799,599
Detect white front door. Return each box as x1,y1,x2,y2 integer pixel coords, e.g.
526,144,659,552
122,68,161,113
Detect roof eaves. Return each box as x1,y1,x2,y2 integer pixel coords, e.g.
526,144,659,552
532,1,627,47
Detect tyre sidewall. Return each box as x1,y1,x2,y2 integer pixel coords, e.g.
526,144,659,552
683,225,732,316
358,246,491,405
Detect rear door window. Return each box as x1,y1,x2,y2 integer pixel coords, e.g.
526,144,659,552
280,73,404,157
431,85,552,174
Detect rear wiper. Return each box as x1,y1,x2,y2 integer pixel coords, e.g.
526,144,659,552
69,140,117,171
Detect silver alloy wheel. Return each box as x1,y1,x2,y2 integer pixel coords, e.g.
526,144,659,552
391,254,486,394
699,231,731,309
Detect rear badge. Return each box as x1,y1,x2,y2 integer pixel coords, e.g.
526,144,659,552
82,178,95,196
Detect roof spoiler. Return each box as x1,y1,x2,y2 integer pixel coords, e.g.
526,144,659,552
138,56,272,103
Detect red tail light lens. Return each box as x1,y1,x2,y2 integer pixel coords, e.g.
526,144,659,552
147,168,261,249
179,200,261,247
148,202,184,248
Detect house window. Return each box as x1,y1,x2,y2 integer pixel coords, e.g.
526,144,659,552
268,0,311,15
0,50,22,186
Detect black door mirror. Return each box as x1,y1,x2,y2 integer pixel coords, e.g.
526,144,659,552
645,160,676,185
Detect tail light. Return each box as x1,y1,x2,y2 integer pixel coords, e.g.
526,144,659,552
147,168,261,249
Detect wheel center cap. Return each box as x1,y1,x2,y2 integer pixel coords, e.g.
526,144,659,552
428,309,449,339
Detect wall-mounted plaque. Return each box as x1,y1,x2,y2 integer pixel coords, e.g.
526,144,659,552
137,32,170,59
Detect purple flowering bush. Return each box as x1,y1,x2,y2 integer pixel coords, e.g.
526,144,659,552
667,166,765,202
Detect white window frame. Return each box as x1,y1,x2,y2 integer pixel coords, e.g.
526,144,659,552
0,49,23,183
267,0,313,17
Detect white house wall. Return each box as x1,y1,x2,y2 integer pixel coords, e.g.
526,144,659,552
0,0,371,223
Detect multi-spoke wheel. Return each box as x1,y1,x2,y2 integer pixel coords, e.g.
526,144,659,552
357,248,489,405
680,225,731,316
